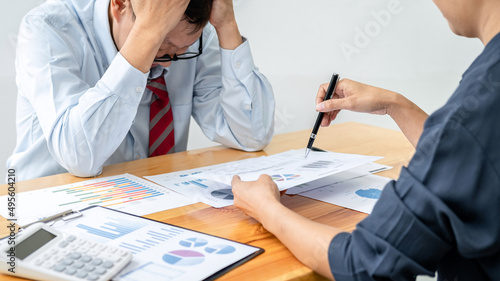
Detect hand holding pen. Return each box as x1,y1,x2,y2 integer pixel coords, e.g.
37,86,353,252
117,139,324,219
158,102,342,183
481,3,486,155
305,73,340,158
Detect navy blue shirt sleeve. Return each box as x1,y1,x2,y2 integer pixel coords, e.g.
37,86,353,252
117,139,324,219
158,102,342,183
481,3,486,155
328,169,452,280
328,32,500,281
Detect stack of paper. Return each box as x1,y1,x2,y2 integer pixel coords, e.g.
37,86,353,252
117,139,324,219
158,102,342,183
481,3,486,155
146,149,391,210
297,174,392,214
0,150,393,224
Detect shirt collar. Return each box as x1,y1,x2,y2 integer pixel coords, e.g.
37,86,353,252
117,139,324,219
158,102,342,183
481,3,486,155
94,0,117,67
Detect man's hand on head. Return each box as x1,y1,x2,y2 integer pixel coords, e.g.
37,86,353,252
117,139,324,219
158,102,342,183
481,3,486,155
209,0,243,49
116,0,190,73
130,0,190,37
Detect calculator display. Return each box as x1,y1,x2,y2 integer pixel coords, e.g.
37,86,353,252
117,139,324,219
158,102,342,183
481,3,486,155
15,229,56,260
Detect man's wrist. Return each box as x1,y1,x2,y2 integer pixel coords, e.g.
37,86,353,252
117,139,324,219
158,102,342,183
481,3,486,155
386,91,405,118
120,26,163,73
215,21,243,50
260,201,289,233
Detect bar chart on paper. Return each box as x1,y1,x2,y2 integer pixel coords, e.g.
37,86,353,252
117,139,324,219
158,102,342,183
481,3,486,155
75,216,149,240
0,174,192,225
54,207,262,281
56,176,163,207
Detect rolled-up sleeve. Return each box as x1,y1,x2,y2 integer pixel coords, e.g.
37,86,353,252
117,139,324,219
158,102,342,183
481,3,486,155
192,28,275,151
328,120,500,280
329,173,451,280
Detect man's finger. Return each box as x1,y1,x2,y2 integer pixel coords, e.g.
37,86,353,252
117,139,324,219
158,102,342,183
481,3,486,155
317,98,351,112
231,175,242,185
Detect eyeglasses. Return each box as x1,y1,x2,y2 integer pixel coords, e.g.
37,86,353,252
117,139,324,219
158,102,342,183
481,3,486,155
154,33,203,62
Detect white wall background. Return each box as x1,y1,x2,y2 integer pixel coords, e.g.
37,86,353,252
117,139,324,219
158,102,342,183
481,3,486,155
1,0,483,174
188,0,483,150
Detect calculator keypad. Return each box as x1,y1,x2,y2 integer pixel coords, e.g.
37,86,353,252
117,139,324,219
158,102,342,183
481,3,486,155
40,234,129,280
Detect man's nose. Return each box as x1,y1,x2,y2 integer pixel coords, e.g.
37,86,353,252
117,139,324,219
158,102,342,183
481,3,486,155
156,50,173,59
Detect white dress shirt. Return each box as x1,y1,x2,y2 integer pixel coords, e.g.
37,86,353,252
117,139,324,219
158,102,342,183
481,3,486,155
7,0,275,182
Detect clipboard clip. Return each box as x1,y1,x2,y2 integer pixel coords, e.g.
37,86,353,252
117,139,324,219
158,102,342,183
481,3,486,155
20,209,83,230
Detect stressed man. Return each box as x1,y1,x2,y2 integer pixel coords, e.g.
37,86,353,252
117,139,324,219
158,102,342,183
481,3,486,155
8,0,275,181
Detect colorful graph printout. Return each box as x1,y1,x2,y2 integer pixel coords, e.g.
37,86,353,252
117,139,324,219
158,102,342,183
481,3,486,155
53,207,262,281
0,174,192,226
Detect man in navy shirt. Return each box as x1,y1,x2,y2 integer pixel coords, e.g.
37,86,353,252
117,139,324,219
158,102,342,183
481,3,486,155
231,0,500,280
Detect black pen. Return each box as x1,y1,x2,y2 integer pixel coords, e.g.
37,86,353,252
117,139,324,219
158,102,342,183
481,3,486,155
305,73,340,158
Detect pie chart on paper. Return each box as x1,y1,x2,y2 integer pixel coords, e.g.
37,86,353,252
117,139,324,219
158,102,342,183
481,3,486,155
271,174,301,182
355,188,382,199
210,189,234,200
162,250,205,266
204,244,236,255
179,237,208,248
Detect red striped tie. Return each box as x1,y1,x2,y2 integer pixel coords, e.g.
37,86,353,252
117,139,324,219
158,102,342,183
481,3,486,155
147,76,175,157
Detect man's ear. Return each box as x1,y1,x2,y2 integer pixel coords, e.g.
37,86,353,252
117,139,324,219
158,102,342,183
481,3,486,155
109,0,130,22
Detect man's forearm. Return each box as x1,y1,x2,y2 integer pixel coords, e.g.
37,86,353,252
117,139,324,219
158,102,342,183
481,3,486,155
119,23,165,73
388,93,429,147
215,21,243,50
261,203,341,280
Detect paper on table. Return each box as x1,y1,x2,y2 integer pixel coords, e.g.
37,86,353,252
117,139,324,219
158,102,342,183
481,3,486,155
146,150,383,208
300,174,392,214
194,150,383,191
145,175,234,208
286,162,392,195
145,165,238,208
53,207,260,281
0,174,193,226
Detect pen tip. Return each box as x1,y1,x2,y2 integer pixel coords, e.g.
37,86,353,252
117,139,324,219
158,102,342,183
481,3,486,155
304,148,310,159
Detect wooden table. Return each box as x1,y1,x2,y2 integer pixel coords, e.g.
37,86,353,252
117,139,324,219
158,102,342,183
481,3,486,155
0,122,414,280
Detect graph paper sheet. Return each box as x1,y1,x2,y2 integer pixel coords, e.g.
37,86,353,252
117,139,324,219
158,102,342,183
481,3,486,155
146,150,383,208
53,206,263,281
286,162,391,195
179,150,382,190
0,174,193,226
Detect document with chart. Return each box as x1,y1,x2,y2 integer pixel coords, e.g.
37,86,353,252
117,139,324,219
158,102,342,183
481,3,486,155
185,150,382,190
146,150,383,207
286,162,392,195
0,174,193,226
145,171,236,208
52,206,263,281
299,174,392,214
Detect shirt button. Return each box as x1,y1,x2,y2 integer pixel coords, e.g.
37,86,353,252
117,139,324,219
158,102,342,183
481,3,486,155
235,61,241,68
136,87,143,93
135,155,141,160
244,105,251,110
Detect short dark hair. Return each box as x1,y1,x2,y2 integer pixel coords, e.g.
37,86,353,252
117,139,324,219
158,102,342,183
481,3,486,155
184,0,213,32
130,0,213,32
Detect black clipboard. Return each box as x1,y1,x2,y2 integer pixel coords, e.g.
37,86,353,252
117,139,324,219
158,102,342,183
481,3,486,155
53,205,264,281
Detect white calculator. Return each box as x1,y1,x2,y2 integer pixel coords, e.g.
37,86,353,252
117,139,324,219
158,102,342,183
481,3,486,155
0,223,132,281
